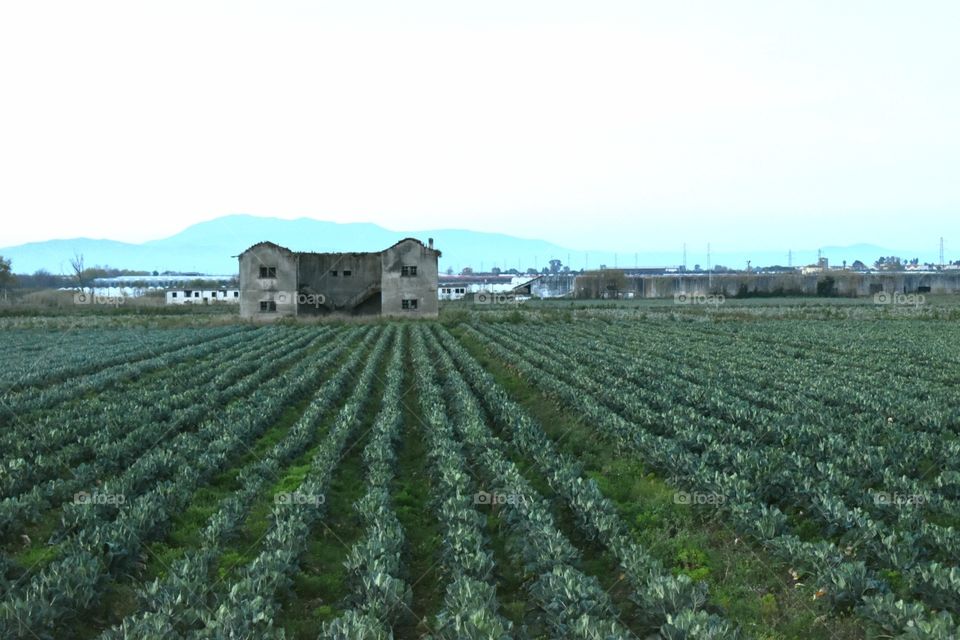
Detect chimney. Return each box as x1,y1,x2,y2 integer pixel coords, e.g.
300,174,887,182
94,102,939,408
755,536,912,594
428,237,434,250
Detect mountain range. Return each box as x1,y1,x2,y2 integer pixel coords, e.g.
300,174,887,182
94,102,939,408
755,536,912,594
0,214,925,275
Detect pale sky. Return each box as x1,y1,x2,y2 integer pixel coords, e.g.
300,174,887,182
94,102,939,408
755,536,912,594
1,1,958,253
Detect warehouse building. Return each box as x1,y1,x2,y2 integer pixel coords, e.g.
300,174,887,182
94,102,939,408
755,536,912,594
437,274,539,301
237,238,440,319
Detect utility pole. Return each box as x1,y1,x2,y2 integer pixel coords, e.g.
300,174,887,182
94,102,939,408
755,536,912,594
683,243,687,270
707,242,712,289
941,237,945,267
788,249,792,268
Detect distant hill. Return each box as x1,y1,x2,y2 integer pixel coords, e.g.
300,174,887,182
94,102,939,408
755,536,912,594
0,215,577,275
0,214,923,275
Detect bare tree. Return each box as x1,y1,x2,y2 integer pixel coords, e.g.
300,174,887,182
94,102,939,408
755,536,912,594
70,252,91,292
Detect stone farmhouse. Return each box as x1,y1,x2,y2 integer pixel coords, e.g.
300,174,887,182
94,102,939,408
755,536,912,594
237,238,440,319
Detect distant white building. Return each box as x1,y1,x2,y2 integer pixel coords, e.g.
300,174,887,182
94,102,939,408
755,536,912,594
166,289,240,305
438,285,468,301
437,275,538,301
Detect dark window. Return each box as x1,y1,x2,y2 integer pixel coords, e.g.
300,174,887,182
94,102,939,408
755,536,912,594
401,298,418,310
401,265,418,277
194,292,200,298
330,270,338,277
342,270,352,276
172,292,177,298
233,291,239,298
259,266,277,278
259,300,277,312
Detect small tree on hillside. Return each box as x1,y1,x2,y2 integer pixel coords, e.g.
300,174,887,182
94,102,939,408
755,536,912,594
0,256,14,301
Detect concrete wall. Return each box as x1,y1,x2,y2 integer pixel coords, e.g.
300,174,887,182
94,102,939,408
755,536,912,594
297,252,381,315
573,270,960,299
381,239,439,317
531,274,576,298
239,244,298,319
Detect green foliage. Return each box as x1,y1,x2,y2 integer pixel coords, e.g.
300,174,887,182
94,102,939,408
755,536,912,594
4,312,960,640
453,316,960,638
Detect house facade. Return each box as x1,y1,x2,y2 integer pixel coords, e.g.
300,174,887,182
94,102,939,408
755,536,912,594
238,238,440,319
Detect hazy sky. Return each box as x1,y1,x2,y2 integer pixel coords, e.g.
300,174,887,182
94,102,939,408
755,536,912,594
1,1,958,254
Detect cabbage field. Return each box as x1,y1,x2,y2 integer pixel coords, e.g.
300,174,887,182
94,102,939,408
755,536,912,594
0,314,958,639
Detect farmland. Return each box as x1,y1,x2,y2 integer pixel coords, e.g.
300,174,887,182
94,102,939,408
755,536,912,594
0,305,958,639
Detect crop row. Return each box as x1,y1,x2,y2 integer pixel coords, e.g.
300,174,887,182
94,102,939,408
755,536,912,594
321,327,411,637
410,327,513,639
423,326,638,639
0,326,245,393
0,326,355,638
464,322,957,636
99,326,375,638
188,326,394,638
0,326,255,427
0,327,313,517
493,322,960,549
433,326,737,639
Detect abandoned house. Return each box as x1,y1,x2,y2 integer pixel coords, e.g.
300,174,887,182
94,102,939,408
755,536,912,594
237,238,441,319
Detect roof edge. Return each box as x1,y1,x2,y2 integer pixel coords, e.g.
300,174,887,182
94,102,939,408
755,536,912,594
237,238,442,258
